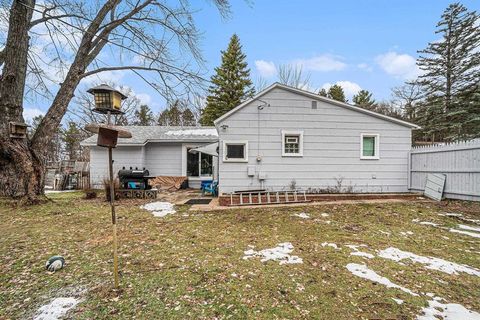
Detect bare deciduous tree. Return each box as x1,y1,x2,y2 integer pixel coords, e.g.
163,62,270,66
277,64,311,89
0,0,230,201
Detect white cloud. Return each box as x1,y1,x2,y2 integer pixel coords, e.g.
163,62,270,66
23,108,45,122
136,93,152,106
80,70,126,86
357,63,373,72
375,51,419,80
254,60,277,78
321,81,362,99
292,54,346,72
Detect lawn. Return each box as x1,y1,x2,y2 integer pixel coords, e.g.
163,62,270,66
1,192,479,319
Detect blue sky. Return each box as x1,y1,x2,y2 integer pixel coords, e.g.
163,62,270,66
22,0,480,120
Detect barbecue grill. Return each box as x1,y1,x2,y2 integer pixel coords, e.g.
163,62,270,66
118,167,155,190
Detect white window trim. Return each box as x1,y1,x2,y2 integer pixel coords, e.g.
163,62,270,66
223,140,249,162
182,144,214,179
360,133,380,160
282,130,304,157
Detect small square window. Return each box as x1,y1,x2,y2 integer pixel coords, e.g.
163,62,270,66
282,130,303,157
223,141,248,162
361,134,380,159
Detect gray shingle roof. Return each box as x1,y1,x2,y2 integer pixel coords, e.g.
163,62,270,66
81,126,218,146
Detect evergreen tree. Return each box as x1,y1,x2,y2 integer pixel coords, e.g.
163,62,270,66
328,84,347,103
353,90,376,110
200,34,255,125
158,100,197,126
133,105,155,126
62,122,83,160
182,109,197,126
416,3,480,141
318,88,328,97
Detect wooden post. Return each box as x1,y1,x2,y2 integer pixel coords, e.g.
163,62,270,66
108,146,119,288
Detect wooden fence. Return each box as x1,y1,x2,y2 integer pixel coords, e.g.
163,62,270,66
408,139,480,201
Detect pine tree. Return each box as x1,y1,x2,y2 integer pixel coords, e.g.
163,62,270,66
416,3,480,141
62,122,84,160
328,84,347,103
182,109,196,126
318,88,328,97
353,90,376,110
133,105,155,126
200,34,255,126
158,100,197,126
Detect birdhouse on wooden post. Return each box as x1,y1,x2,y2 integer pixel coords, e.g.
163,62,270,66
9,121,28,139
84,123,132,148
87,84,127,113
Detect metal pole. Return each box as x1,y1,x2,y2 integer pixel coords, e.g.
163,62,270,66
107,111,119,288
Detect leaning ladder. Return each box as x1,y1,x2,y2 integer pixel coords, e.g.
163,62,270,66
229,190,308,206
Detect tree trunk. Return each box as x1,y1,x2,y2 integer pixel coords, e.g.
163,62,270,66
0,0,43,200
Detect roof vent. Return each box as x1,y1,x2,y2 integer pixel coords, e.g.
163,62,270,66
311,101,317,109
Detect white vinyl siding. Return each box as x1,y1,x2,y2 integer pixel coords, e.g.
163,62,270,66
216,87,412,194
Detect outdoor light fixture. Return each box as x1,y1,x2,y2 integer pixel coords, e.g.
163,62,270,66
87,83,128,113
84,85,131,289
220,124,229,131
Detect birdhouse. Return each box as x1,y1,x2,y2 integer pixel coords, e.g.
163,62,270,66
87,84,127,112
84,123,132,148
9,121,28,139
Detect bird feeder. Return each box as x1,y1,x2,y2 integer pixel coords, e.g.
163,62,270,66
87,84,127,114
84,84,131,289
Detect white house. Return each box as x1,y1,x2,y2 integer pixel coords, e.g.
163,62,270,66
83,83,419,194
81,126,218,189
214,83,419,194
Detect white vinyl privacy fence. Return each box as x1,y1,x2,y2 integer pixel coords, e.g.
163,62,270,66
409,139,480,201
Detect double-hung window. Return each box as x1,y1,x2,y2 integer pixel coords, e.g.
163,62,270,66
360,133,380,159
223,141,248,162
282,130,303,157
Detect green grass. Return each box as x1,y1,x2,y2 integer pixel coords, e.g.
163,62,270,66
1,193,479,319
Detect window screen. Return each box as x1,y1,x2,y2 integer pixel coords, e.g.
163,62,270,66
226,144,245,159
284,135,300,154
362,136,376,157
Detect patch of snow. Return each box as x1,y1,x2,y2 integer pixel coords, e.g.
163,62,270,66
400,231,414,236
416,296,480,320
457,224,480,233
346,263,418,296
243,242,303,265
164,128,218,136
438,212,463,217
346,244,374,259
321,242,339,250
321,213,329,217
34,297,81,320
351,251,375,259
419,221,439,226
378,247,480,276
292,212,310,219
140,202,176,217
449,228,480,239
392,298,404,305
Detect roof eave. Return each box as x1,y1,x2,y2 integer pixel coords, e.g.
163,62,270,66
214,82,420,129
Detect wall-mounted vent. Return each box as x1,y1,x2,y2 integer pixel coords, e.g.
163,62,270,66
311,101,317,109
